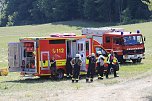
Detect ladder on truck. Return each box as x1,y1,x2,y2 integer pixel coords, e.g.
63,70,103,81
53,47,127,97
82,27,124,35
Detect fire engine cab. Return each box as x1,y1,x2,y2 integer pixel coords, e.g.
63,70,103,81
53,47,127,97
82,27,145,63
8,33,108,78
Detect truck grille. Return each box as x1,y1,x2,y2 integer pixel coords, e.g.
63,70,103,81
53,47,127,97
123,49,145,55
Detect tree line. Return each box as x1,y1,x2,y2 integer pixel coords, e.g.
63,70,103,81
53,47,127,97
0,0,151,26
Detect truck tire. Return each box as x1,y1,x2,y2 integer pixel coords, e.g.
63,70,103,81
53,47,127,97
57,69,64,79
120,59,126,64
132,59,137,63
137,58,142,63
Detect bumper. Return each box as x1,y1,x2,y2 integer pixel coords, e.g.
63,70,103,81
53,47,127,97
123,54,145,60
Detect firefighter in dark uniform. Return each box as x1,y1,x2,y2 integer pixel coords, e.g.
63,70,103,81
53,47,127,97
106,51,119,78
106,52,113,78
70,54,82,83
96,51,105,79
112,53,119,77
86,53,96,82
50,56,57,77
66,54,72,78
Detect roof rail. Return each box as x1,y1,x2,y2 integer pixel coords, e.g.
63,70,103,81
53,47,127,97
82,27,124,35
50,33,76,37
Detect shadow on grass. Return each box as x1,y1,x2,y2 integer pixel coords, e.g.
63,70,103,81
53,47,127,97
120,62,144,67
4,77,70,84
4,75,88,83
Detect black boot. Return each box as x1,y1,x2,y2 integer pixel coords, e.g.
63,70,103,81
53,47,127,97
76,80,79,83
90,78,93,82
98,75,101,79
72,78,75,83
86,78,89,83
72,80,74,83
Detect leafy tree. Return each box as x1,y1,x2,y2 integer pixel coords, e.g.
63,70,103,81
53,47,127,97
0,0,151,26
142,0,152,10
121,8,132,24
83,0,97,21
31,0,55,23
77,0,84,19
0,0,7,26
128,0,151,19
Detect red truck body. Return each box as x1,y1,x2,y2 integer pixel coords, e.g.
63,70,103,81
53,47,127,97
82,28,145,63
8,34,108,78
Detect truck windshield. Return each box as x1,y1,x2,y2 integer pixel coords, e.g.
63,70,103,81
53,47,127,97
123,35,143,45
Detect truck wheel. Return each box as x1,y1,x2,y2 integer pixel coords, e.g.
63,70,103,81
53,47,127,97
132,59,137,63
57,69,64,79
137,58,142,63
120,59,126,64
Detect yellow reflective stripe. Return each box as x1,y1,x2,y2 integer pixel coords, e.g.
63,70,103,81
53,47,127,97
80,71,87,75
39,59,66,67
56,59,66,66
86,59,89,65
104,57,108,63
39,60,49,68
113,57,117,63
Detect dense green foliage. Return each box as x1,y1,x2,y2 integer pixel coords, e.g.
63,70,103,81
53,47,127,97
0,0,151,26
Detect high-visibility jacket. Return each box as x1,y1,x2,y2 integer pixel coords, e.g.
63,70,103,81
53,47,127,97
107,54,113,64
104,57,108,67
112,57,117,64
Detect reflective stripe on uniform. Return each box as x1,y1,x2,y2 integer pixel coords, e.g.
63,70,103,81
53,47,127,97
86,59,89,65
72,78,75,80
112,57,117,64
39,59,66,67
107,54,111,64
56,59,66,66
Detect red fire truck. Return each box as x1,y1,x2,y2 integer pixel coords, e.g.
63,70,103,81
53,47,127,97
8,33,108,78
82,27,145,63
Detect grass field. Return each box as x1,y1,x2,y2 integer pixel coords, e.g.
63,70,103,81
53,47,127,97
0,21,152,100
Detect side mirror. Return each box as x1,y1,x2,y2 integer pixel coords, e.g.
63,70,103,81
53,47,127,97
144,36,146,41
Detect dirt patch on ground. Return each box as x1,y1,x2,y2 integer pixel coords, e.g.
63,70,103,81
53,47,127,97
56,75,152,101
0,74,152,101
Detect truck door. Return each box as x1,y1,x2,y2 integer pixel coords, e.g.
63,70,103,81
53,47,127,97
40,51,50,70
8,42,22,72
77,39,86,71
112,37,123,54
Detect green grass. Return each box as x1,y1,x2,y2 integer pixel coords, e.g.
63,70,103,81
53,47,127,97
0,21,152,98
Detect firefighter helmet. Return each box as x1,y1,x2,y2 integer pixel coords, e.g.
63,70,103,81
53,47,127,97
75,54,80,58
91,53,95,56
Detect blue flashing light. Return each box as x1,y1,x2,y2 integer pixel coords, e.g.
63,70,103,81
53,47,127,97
137,30,140,34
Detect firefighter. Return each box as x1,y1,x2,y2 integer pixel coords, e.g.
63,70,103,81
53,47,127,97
50,56,57,77
106,52,119,78
106,51,113,79
112,53,119,77
70,54,82,83
66,54,73,78
86,53,96,82
96,51,105,79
